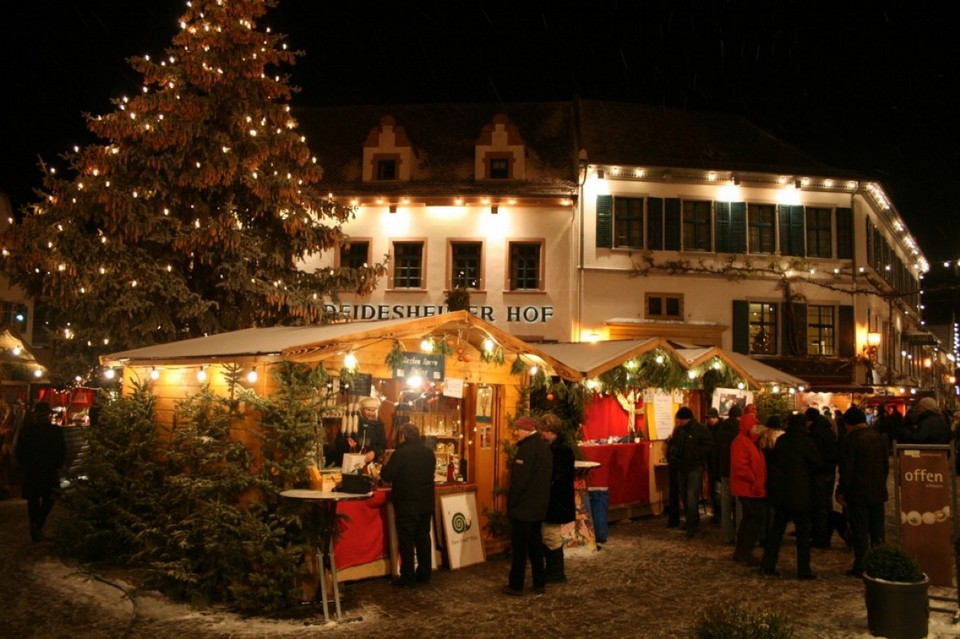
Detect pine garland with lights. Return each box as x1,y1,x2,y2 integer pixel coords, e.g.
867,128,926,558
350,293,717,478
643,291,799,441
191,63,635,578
0,0,386,385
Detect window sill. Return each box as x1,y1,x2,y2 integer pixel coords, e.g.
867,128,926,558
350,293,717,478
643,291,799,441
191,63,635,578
504,289,547,295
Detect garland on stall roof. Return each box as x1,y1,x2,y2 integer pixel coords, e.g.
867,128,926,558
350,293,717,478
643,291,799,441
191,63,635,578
597,349,688,392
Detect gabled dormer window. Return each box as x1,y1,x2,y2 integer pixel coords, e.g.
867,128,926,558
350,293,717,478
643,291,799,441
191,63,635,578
476,114,525,180
363,115,415,182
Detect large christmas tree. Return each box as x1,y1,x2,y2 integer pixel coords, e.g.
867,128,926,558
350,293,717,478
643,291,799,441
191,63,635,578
0,0,385,385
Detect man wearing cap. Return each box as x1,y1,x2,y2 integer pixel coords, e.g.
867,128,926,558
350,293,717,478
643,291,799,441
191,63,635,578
336,397,388,465
903,396,950,445
503,415,552,596
14,402,66,541
836,405,888,577
670,407,712,538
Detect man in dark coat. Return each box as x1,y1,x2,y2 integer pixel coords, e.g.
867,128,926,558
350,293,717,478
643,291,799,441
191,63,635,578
670,407,713,538
836,405,889,577
903,396,951,444
503,415,552,596
539,413,575,583
761,413,821,579
805,407,838,548
380,423,437,587
704,407,722,525
14,402,66,542
710,405,740,544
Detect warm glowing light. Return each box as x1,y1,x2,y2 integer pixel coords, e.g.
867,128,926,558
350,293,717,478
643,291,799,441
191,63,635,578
421,339,434,353
246,368,258,383
104,368,116,380
197,367,207,382
483,338,495,352
344,352,358,370
687,370,698,380
150,368,160,380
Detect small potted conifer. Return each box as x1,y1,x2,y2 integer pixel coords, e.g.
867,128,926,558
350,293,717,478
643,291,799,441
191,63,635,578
862,543,929,639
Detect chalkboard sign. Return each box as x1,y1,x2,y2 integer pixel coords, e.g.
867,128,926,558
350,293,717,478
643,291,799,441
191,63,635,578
393,352,445,381
348,373,373,397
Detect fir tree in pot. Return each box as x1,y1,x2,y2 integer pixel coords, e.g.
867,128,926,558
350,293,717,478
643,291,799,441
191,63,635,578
862,544,929,639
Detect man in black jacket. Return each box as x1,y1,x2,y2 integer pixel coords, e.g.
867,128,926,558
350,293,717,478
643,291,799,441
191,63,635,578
503,415,552,596
836,406,889,577
380,423,437,587
670,407,713,538
805,407,838,548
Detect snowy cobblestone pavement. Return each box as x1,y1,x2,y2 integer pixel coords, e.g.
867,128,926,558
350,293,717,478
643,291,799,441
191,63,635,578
2,497,958,639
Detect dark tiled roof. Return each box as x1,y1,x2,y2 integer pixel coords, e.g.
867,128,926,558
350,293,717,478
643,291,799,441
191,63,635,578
294,102,580,196
576,100,859,178
294,100,863,196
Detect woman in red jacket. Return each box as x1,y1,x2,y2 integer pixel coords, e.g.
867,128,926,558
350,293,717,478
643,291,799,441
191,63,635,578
730,414,766,565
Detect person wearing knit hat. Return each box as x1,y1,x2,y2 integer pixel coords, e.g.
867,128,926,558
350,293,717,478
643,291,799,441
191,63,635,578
668,406,712,538
836,404,888,577
503,413,552,596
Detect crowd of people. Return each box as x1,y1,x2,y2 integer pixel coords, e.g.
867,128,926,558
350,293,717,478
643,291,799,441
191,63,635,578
665,395,958,580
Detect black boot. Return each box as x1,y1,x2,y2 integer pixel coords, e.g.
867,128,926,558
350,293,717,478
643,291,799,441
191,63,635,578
544,547,566,583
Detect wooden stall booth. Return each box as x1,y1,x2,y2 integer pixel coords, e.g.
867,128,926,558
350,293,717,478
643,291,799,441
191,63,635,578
100,311,581,574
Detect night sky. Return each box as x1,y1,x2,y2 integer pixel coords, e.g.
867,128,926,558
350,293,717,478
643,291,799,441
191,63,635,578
3,1,958,319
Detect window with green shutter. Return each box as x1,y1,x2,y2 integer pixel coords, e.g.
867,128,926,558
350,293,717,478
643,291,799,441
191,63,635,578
716,201,746,253
647,197,664,250
779,205,804,257
748,203,776,254
664,198,681,250
596,195,613,249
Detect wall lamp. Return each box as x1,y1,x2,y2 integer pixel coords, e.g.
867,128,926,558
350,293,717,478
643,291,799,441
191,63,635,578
491,205,499,214
388,204,397,213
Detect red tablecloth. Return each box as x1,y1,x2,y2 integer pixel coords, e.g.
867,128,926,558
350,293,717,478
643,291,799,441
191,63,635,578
333,489,390,569
581,443,650,506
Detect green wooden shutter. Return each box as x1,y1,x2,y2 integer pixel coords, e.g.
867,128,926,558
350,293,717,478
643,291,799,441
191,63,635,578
836,207,853,259
715,202,731,253
779,205,804,256
731,202,747,253
596,195,613,249
781,302,807,356
732,300,750,354
664,198,681,251
647,197,663,250
838,305,855,357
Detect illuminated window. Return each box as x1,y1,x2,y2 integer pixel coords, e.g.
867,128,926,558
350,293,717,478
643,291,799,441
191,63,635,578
807,305,835,356
748,302,777,354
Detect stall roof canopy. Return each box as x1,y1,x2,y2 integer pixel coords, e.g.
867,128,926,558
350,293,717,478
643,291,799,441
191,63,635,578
100,311,583,381
532,339,809,389
1,328,49,377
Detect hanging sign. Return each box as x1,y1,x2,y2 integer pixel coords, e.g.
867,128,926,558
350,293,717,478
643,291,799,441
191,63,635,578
393,352,445,381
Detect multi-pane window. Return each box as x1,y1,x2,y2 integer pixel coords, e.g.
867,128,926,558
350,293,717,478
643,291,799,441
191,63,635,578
451,241,482,289
376,159,397,180
488,158,510,179
508,242,541,291
748,302,777,354
682,200,711,251
807,305,835,356
805,207,833,258
339,240,370,270
645,293,683,319
614,197,644,248
748,204,776,254
0,302,27,331
392,241,424,289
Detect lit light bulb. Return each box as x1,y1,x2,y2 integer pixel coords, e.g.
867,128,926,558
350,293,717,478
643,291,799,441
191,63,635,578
197,367,207,382
246,367,258,383
150,368,160,380
344,352,358,370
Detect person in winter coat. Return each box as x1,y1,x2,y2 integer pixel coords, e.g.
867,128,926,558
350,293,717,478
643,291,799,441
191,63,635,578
380,423,437,587
805,407,838,548
711,405,741,544
14,402,66,542
761,413,822,579
669,407,712,538
503,415,553,596
539,413,575,583
836,406,889,577
730,412,766,565
902,396,951,444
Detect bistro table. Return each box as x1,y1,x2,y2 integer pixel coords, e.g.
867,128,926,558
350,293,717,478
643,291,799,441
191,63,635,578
280,488,373,622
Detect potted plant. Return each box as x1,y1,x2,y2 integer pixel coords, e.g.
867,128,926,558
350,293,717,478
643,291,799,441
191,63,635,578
862,544,929,639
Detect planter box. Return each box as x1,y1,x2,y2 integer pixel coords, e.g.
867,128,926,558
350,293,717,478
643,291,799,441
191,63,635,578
863,573,929,639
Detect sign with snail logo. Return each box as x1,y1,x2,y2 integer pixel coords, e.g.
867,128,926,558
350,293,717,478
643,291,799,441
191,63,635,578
440,491,485,569
895,444,955,587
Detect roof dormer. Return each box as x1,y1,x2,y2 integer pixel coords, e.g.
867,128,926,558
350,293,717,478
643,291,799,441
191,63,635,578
362,115,415,182
475,114,526,180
